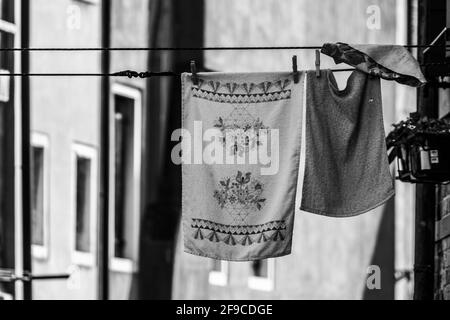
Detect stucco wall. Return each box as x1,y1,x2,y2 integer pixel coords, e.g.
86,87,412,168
109,0,149,300
30,0,101,300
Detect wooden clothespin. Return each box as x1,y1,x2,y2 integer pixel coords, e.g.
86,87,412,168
315,50,321,78
292,55,299,83
190,60,198,86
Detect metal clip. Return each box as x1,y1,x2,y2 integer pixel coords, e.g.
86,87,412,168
190,60,199,86
292,55,299,83
315,50,321,78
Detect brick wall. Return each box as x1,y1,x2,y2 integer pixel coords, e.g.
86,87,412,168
436,164,450,299
435,82,450,300
436,237,450,299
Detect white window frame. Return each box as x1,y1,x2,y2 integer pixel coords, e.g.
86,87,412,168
208,260,229,286
0,291,13,300
13,0,24,300
70,143,98,267
73,0,99,5
0,20,18,35
0,69,11,102
109,83,142,273
30,132,50,260
248,259,275,291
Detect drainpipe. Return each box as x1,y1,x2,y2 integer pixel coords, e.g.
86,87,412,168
20,0,32,301
99,0,111,300
414,0,446,300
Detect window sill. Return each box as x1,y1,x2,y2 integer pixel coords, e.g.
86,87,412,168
72,251,95,268
32,245,49,261
110,257,137,274
74,0,99,5
248,276,274,292
209,271,228,286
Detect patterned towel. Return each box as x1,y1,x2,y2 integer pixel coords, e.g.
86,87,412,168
181,72,305,261
321,42,426,87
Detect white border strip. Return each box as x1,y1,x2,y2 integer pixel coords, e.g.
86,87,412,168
295,72,308,213
30,132,51,260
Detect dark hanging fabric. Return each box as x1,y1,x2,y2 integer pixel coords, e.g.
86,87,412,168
300,70,395,217
321,42,427,87
138,0,205,299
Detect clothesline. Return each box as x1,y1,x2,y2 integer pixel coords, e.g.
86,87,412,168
0,72,178,77
1,44,450,52
2,43,447,77
0,69,358,77
0,62,448,77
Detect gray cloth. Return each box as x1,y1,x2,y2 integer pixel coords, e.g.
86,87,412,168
300,70,395,217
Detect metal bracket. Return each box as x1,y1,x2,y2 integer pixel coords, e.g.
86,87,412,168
423,27,448,55
422,28,450,77
0,268,70,283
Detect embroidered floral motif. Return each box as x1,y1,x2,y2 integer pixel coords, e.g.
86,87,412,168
213,171,266,224
191,218,286,246
214,171,266,210
213,107,269,156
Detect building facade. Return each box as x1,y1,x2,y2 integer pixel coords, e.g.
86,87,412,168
0,0,449,300
29,0,149,300
29,0,102,300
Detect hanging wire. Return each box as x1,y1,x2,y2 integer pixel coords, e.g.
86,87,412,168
0,63,448,77
1,46,324,51
0,69,360,77
0,44,447,77
0,43,449,51
0,65,447,77
0,71,179,77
